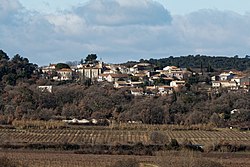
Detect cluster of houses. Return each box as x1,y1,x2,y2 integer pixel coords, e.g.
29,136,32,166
40,59,250,95
40,60,192,96
62,118,110,126
211,71,250,90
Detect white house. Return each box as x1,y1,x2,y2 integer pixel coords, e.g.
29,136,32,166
219,72,235,81
170,80,185,87
212,81,221,88
63,118,90,124
158,86,173,95
212,80,238,89
38,86,53,93
211,76,220,81
163,66,178,71
130,88,144,96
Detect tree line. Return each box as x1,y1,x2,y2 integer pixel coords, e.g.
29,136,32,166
0,50,38,86
0,81,249,127
126,54,250,71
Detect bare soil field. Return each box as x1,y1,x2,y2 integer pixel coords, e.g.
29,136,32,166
0,150,249,167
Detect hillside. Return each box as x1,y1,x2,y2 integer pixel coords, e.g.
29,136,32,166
125,55,250,71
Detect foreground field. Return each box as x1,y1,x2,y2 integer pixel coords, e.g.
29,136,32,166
0,150,250,167
1,126,250,167
0,127,249,146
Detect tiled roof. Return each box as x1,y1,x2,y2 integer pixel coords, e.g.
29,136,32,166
57,68,72,72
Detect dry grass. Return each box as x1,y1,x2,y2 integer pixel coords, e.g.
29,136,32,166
12,120,67,129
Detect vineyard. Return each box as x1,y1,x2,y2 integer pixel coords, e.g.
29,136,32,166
0,127,249,146
1,127,250,167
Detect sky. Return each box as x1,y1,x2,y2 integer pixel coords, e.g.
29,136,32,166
18,0,250,15
1,0,250,65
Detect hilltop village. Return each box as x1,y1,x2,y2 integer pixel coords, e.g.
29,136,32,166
0,51,249,128
40,54,250,96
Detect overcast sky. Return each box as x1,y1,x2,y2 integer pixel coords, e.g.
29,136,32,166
1,0,250,65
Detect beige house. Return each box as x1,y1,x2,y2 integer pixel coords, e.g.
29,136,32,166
77,61,103,81
144,85,173,96
106,74,129,83
133,72,148,78
130,81,143,87
130,63,154,74
41,64,56,74
170,80,185,91
160,66,190,80
212,80,238,89
114,81,131,88
221,81,237,89
98,74,110,82
78,67,102,80
130,88,144,96
56,68,73,81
